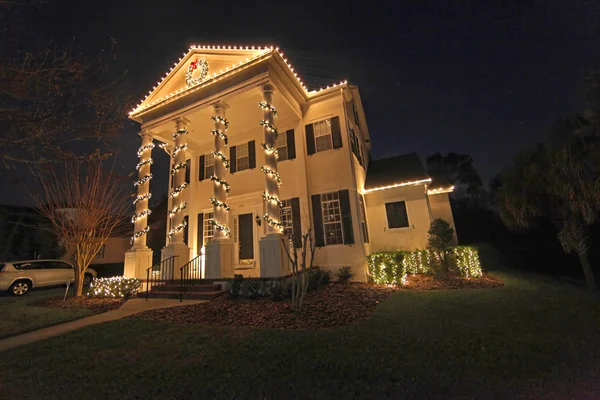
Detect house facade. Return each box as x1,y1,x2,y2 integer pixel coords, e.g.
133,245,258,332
124,45,455,282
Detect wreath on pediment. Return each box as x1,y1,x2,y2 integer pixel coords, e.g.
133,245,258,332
185,58,209,87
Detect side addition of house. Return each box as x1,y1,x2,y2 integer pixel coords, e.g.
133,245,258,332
124,45,456,282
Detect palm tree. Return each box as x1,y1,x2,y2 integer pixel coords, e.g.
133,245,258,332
495,136,600,291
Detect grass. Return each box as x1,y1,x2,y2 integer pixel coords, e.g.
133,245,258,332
0,288,92,339
1,249,599,399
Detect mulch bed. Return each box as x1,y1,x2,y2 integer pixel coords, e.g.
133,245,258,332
134,274,503,330
37,297,126,314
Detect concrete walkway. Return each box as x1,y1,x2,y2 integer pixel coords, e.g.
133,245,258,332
0,298,205,352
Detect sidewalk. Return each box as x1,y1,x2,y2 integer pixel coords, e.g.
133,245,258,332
0,298,205,352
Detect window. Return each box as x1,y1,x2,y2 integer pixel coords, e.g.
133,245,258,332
95,245,105,260
205,153,215,178
203,212,214,246
14,261,46,270
236,142,249,171
280,200,293,239
275,134,288,161
385,201,410,229
321,192,343,245
359,195,369,242
313,119,333,152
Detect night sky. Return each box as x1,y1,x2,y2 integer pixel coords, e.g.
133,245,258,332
12,0,600,203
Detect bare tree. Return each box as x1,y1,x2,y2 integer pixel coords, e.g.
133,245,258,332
27,158,130,297
282,228,316,312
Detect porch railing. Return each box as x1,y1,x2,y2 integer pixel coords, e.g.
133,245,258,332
145,255,178,301
179,255,202,302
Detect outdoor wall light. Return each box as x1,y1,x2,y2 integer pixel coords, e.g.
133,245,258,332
255,215,262,226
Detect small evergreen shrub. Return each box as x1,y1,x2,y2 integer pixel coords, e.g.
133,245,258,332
227,274,244,298
335,266,354,284
87,277,142,298
224,268,329,299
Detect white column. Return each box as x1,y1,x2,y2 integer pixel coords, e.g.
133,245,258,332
205,102,234,279
168,118,189,244
258,83,289,278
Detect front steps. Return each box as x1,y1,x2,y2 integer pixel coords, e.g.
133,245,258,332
139,282,226,301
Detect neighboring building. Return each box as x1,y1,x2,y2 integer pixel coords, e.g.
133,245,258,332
124,45,456,282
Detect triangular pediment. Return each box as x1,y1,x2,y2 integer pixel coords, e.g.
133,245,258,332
132,46,272,115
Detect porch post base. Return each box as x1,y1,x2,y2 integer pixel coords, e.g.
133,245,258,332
161,243,190,281
124,248,153,281
259,233,290,278
205,239,234,279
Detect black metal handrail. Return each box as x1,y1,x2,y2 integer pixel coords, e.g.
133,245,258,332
180,255,202,302
145,255,178,301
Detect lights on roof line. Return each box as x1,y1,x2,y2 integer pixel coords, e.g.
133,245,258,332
363,178,432,194
427,186,455,195
129,45,350,115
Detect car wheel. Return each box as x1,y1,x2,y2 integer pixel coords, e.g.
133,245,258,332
9,280,31,296
83,273,93,286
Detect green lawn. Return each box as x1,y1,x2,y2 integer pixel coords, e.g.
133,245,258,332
0,288,92,339
1,254,599,399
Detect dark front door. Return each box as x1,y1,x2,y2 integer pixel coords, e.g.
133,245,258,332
238,213,254,260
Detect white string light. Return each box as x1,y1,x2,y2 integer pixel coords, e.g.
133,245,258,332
209,113,231,237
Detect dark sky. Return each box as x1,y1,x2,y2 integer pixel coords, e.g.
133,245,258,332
25,0,600,189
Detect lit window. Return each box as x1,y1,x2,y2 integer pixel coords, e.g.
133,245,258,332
203,212,214,245
321,192,343,245
95,245,105,260
280,200,293,239
385,201,409,229
236,143,249,171
314,119,333,152
205,153,215,178
275,134,288,161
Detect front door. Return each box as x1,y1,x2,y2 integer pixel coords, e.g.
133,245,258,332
238,213,254,262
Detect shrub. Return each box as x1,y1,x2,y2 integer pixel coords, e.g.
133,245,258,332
227,274,244,298
335,266,354,284
427,218,455,251
309,268,331,290
367,252,407,285
453,246,483,278
87,277,142,298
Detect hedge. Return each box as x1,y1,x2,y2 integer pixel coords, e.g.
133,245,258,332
225,268,331,299
87,277,142,298
367,246,482,285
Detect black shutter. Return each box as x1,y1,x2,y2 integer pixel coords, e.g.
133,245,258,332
248,140,256,169
199,155,205,181
305,123,315,155
197,213,204,252
286,129,296,160
185,158,191,183
183,215,189,246
339,189,354,245
230,145,237,173
331,116,342,149
291,197,301,248
311,194,325,247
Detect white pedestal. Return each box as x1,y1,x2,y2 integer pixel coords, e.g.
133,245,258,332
160,242,190,281
259,233,290,278
124,247,154,282
205,239,234,279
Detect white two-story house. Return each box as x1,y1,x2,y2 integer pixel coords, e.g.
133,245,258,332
124,45,456,283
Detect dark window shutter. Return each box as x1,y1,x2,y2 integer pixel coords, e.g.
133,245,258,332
331,116,342,149
305,123,315,155
286,129,296,160
339,189,354,245
248,140,256,169
199,155,205,181
197,213,204,251
311,194,324,247
361,196,369,243
185,158,191,183
183,215,189,246
291,197,301,248
230,145,237,173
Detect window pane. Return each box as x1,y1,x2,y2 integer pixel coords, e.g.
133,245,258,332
275,134,287,161
205,153,215,178
320,192,343,245
237,157,249,171
205,165,215,178
385,201,409,229
280,200,293,239
316,135,332,152
237,143,249,171
203,212,214,245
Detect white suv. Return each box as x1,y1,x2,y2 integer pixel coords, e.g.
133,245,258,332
0,260,98,296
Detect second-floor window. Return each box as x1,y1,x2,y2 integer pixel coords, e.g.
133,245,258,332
314,119,333,152
275,134,288,161
205,153,215,178
236,142,250,171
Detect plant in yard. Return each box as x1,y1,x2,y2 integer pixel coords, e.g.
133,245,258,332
27,158,130,297
282,227,316,312
228,274,244,298
88,277,142,298
335,266,354,284
427,218,455,275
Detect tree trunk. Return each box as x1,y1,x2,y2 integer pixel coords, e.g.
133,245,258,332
577,248,597,291
73,268,84,298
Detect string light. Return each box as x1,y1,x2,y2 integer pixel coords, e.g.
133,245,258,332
168,220,187,237
172,143,188,157
209,219,230,236
136,158,153,170
427,186,455,195
261,142,279,158
209,112,231,237
263,214,284,229
134,174,152,187
131,209,152,223
210,196,230,211
210,150,230,169
171,161,188,176
185,58,209,87
130,226,149,245
211,129,228,146
261,166,282,186
173,127,188,139
169,202,187,216
211,115,229,129
210,175,230,193
131,138,155,244
137,143,155,157
262,192,283,207
132,193,151,205
363,178,432,193
258,101,278,118
259,120,279,138
170,182,188,197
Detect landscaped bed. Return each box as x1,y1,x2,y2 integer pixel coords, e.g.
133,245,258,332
134,274,502,330
36,297,126,314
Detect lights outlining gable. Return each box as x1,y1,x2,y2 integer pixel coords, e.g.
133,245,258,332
427,186,455,195
129,45,349,117
363,178,432,194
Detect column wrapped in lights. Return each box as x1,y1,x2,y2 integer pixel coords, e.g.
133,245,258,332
131,132,154,246
210,102,231,237
259,84,284,233
168,118,189,241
